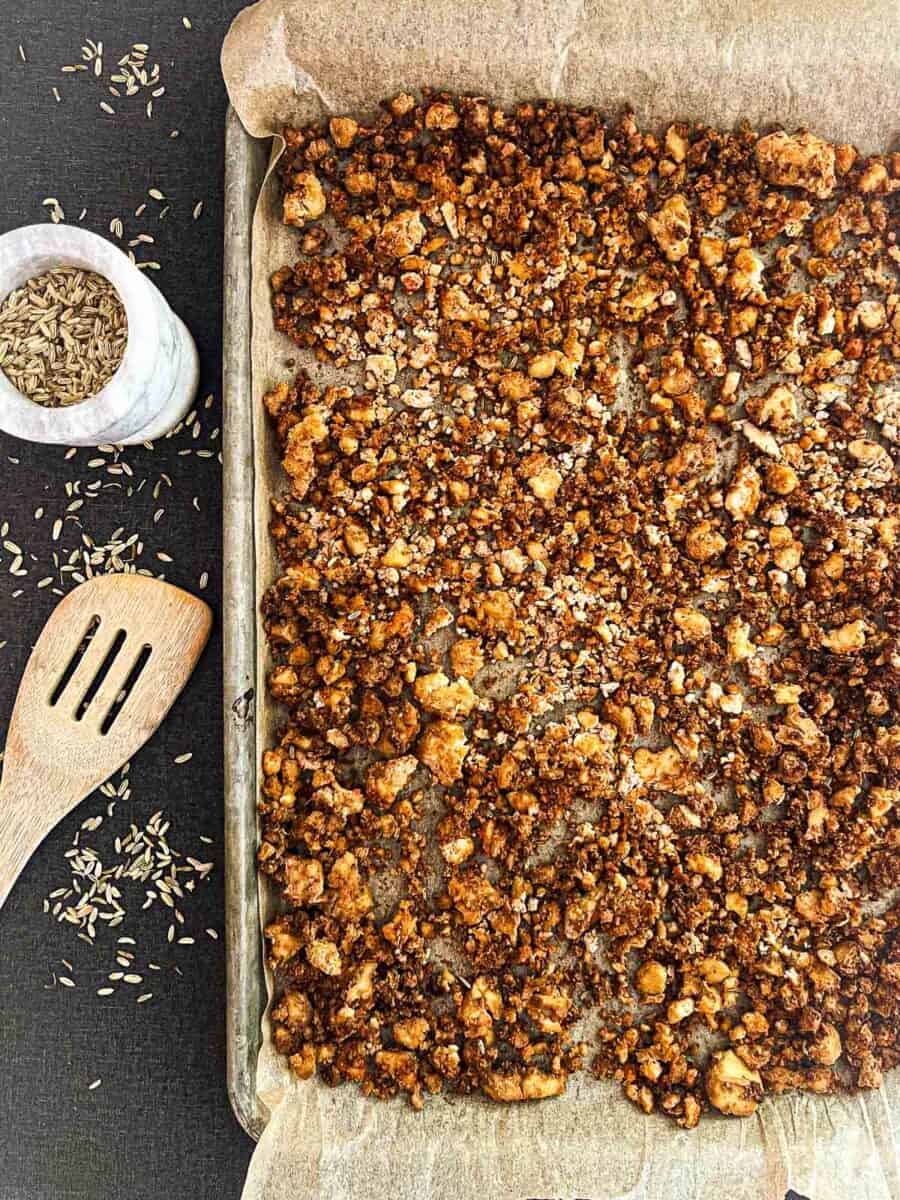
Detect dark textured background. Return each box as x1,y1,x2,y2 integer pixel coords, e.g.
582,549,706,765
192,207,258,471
0,3,253,1198
0,4,813,1198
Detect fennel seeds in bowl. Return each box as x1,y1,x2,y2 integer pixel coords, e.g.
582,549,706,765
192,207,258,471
0,267,127,407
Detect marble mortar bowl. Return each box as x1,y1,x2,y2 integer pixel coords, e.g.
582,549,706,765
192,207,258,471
0,224,198,446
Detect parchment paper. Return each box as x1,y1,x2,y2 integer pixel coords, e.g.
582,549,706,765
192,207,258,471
220,2,900,1195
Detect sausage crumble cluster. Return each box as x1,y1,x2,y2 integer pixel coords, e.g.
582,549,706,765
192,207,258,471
259,92,899,1126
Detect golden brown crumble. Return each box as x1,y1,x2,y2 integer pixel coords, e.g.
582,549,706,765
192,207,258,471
259,92,899,1126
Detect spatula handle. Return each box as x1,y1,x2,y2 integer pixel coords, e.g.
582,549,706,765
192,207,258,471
0,774,46,911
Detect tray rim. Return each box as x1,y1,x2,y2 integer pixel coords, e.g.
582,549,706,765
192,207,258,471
223,103,270,1143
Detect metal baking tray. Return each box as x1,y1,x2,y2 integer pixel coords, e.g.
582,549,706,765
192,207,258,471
219,99,900,1190
223,104,270,1141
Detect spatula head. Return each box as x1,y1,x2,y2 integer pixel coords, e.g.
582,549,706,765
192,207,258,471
3,574,212,820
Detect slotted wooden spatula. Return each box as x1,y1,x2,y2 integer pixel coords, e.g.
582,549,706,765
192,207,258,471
0,575,212,909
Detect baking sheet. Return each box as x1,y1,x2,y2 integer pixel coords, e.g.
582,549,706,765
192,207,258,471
220,1,900,1195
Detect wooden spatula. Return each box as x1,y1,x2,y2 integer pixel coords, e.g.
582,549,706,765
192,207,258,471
0,574,212,909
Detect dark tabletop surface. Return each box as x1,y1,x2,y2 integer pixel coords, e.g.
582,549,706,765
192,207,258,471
0,6,818,1199
0,3,254,1198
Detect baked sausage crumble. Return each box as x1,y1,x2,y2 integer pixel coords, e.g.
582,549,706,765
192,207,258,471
259,92,899,1125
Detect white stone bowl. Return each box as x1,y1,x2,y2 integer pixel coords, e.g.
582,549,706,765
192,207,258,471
0,224,199,445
